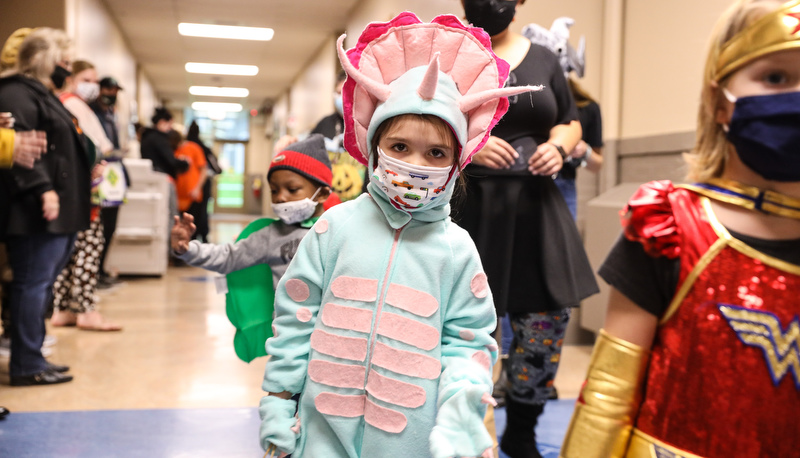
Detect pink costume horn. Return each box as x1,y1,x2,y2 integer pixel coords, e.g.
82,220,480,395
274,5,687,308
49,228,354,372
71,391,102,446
337,34,391,103
459,85,544,113
417,52,441,101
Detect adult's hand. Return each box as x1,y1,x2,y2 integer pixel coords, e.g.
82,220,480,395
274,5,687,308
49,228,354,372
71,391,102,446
528,142,563,176
41,190,60,221
91,160,107,181
469,136,517,169
0,112,14,129
274,134,298,154
13,131,47,169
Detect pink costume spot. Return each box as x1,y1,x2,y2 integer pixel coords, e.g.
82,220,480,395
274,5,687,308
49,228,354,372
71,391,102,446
310,329,368,361
315,392,366,418
331,276,378,302
271,324,278,338
286,279,310,302
364,398,407,433
470,273,489,299
384,283,439,317
296,307,312,322
486,343,499,352
315,219,329,234
459,330,475,341
481,392,497,406
472,350,491,372
365,369,426,408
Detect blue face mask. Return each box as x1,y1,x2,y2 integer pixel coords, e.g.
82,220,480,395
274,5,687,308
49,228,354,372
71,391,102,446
723,90,800,182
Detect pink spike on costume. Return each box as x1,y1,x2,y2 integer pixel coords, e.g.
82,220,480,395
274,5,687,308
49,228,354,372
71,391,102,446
459,86,544,113
417,53,441,101
336,34,391,103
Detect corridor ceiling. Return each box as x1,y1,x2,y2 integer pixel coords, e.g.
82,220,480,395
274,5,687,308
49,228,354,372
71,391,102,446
103,0,362,110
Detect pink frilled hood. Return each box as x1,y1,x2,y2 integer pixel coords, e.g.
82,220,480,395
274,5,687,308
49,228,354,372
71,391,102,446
339,12,542,168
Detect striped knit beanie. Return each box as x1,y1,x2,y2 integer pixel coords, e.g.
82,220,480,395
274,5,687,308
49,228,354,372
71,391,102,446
268,134,332,188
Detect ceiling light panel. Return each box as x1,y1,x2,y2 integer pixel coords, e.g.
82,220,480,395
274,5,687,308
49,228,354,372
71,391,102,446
189,86,249,97
178,23,274,41
185,63,258,76
191,102,243,112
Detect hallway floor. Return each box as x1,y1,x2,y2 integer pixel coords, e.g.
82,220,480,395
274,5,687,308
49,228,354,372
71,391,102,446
0,215,592,457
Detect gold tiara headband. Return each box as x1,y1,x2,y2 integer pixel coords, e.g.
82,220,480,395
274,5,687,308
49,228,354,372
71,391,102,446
715,0,800,81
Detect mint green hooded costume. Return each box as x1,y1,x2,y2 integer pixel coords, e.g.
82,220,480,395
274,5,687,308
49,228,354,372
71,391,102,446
259,12,540,458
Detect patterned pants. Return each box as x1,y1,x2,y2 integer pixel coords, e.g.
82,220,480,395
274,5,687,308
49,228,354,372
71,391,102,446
506,308,571,406
53,219,105,313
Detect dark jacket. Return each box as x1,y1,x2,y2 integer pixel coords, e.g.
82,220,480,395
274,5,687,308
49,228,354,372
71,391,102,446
0,75,91,237
140,127,188,179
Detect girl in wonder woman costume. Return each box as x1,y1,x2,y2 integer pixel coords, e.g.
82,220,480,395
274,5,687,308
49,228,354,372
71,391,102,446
561,1,800,457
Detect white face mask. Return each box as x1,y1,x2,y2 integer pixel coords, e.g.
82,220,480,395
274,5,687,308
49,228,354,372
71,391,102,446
373,147,453,212
75,82,100,103
271,187,322,225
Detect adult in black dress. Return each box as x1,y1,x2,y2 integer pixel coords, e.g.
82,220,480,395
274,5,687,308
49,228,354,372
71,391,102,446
0,28,93,385
457,2,599,457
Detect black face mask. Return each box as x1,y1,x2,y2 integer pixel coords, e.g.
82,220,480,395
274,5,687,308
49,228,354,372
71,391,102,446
50,65,71,89
100,94,117,106
464,0,518,37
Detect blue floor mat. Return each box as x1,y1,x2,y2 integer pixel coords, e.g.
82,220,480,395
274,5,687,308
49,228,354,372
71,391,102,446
0,399,576,457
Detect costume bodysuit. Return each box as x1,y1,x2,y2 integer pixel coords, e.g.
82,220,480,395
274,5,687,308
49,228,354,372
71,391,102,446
262,182,497,457
619,181,800,457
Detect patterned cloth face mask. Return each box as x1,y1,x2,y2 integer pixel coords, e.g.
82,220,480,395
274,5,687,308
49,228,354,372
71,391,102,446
373,147,453,212
271,187,321,225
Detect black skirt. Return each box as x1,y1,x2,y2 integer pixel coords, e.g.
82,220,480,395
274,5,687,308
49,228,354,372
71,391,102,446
453,166,599,316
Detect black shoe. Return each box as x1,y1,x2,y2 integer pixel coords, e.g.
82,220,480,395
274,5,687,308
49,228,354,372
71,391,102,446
10,369,73,386
0,407,9,419
45,361,70,373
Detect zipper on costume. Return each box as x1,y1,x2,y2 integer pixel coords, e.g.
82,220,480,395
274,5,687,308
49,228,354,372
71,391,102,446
362,225,405,386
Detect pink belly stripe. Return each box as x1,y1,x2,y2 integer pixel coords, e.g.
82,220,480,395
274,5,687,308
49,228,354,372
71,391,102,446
377,312,440,351
371,341,441,379
308,360,366,389
321,303,373,333
331,276,378,302
384,283,439,317
315,392,366,418
364,398,407,433
366,369,426,408
310,329,368,362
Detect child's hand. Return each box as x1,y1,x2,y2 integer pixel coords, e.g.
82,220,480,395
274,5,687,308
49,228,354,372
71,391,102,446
171,212,196,254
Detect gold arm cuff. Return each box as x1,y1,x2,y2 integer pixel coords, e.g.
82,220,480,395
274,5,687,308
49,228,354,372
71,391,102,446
627,428,703,458
560,329,649,458
0,128,15,168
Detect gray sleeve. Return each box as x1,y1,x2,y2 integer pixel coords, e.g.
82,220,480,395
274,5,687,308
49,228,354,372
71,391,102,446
177,229,271,274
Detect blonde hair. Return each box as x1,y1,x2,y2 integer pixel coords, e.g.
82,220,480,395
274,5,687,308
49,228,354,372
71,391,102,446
71,60,95,77
13,28,71,87
687,0,784,181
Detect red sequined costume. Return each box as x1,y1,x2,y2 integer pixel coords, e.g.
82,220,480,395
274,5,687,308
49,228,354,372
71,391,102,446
623,181,800,457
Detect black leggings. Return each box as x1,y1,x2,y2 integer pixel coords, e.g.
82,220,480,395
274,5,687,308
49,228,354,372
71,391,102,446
98,206,119,276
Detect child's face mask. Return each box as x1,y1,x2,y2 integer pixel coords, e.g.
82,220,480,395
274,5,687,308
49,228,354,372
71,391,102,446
373,147,453,212
271,187,321,224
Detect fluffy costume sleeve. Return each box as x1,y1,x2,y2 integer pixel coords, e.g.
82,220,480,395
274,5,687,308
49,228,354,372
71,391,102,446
621,180,681,259
429,229,498,458
259,218,327,452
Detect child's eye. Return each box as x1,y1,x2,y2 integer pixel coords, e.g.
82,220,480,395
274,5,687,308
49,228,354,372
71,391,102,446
762,70,792,86
429,148,448,159
288,188,301,194
391,143,407,152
